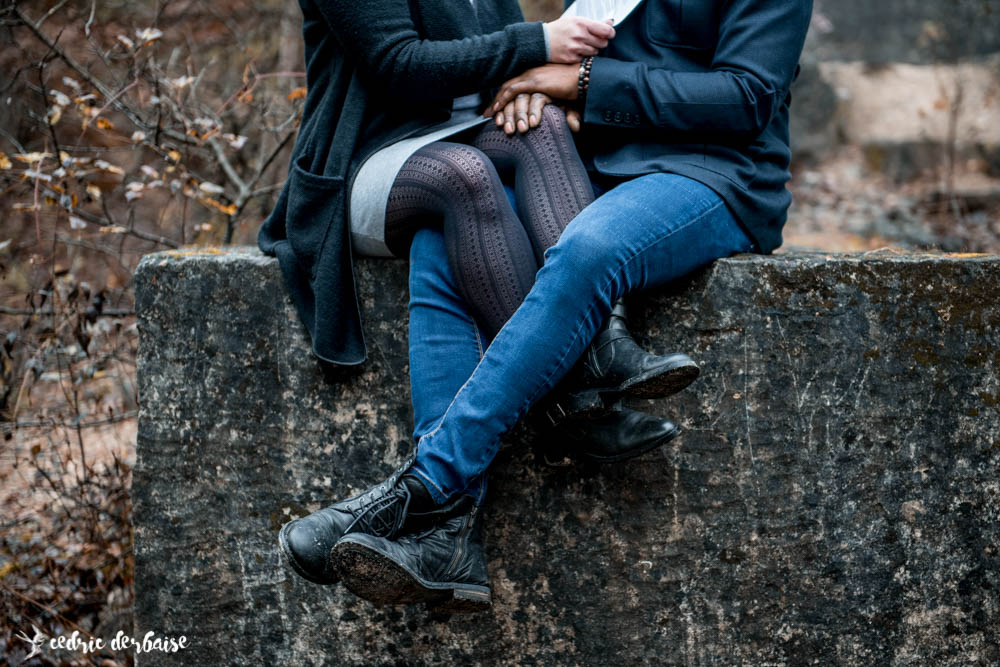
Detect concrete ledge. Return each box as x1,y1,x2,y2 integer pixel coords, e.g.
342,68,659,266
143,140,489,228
134,248,1000,665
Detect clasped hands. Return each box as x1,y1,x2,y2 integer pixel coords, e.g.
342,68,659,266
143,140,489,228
484,15,616,135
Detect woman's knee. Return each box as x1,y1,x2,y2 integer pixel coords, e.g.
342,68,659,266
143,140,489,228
428,144,500,206
538,103,569,135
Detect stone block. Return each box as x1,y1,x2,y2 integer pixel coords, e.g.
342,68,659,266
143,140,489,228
135,248,999,665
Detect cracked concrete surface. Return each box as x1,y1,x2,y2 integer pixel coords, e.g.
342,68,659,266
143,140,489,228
134,248,999,666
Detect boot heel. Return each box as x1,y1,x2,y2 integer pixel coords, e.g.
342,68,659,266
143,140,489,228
542,388,617,425
431,586,492,614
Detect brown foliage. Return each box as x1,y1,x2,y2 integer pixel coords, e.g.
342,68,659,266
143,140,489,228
0,1,303,662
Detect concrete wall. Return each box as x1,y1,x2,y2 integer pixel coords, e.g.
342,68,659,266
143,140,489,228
792,1,1000,173
134,249,999,666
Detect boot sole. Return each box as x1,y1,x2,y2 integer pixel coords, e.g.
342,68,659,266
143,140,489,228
278,521,339,586
332,538,492,614
556,359,701,421
619,359,701,399
575,422,682,464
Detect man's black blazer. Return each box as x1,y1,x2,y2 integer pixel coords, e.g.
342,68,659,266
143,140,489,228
578,0,813,253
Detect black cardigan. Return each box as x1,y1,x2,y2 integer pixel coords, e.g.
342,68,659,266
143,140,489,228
257,0,547,365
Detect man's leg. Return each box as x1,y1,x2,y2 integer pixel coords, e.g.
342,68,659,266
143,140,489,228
410,173,756,502
408,227,488,502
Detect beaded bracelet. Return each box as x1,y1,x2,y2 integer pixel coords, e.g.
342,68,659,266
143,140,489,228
577,56,594,106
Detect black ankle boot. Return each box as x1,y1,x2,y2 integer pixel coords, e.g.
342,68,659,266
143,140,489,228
278,460,469,585
551,403,680,463
543,300,699,423
332,503,491,614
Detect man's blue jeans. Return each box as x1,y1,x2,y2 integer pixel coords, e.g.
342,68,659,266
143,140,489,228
407,172,756,503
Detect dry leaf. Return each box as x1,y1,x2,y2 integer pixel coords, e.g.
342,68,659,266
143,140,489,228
23,170,53,182
99,226,129,234
223,133,247,150
167,149,182,162
69,216,87,230
86,184,102,200
200,198,237,216
198,181,224,195
50,90,71,107
94,160,125,175
135,27,164,45
96,118,115,130
287,87,307,102
14,152,53,163
0,153,11,170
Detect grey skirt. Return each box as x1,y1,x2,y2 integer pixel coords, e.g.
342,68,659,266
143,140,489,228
349,111,490,258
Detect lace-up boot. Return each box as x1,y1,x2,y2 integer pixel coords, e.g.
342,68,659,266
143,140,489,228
278,460,467,585
332,502,491,614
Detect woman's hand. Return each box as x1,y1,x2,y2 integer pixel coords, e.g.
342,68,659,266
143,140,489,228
545,16,615,64
488,64,580,116
494,93,583,136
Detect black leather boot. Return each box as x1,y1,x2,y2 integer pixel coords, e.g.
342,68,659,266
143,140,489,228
332,503,491,614
551,403,680,463
278,459,470,585
542,300,699,423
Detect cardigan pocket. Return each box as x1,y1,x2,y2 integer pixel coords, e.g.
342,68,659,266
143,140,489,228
286,155,345,281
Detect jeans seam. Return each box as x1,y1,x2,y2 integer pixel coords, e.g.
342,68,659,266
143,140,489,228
410,466,447,498
472,319,485,359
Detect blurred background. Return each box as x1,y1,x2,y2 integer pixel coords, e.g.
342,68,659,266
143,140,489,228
0,0,997,664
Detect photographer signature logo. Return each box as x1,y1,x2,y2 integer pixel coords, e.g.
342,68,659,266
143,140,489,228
15,626,189,662
14,625,46,659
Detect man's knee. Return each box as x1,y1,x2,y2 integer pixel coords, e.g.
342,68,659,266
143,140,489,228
543,222,622,286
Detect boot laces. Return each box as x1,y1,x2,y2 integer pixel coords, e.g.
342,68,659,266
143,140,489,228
345,483,411,538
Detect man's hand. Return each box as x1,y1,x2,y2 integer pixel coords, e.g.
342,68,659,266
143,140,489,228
488,64,580,116
494,93,583,136
545,16,615,64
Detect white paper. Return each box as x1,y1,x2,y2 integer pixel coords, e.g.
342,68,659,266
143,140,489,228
562,0,643,23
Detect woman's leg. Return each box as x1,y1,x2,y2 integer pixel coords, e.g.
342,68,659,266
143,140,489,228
410,174,757,502
386,107,596,340
471,105,595,263
386,142,537,337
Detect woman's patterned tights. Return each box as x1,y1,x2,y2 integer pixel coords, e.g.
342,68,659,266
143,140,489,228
385,105,595,337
